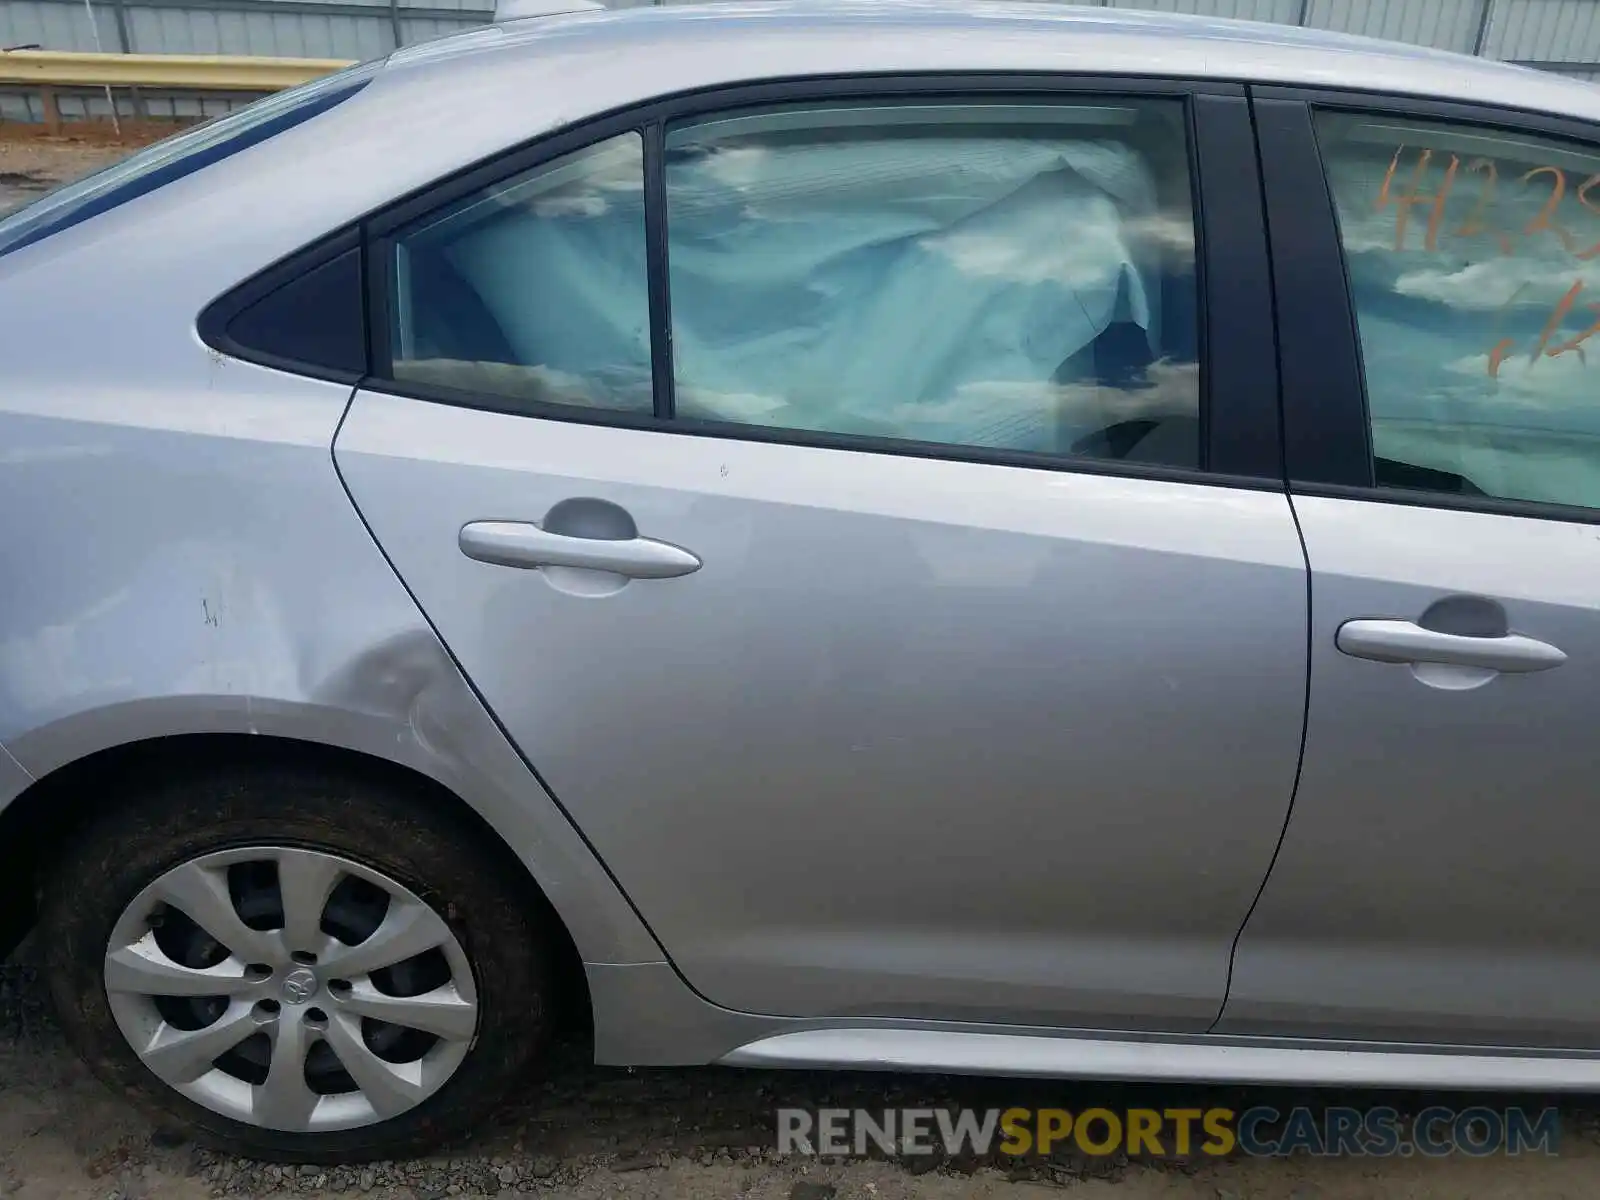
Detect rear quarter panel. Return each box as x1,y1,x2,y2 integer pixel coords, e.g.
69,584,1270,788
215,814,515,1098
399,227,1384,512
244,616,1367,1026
0,275,660,970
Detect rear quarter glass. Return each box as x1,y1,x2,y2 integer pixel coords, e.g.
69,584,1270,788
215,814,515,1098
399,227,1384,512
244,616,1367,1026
0,59,382,262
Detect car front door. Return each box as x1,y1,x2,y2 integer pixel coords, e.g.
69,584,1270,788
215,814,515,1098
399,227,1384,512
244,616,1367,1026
336,79,1307,1031
1222,93,1600,1048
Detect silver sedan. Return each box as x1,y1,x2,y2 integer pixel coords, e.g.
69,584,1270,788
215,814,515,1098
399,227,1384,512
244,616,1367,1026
2,0,1598,1164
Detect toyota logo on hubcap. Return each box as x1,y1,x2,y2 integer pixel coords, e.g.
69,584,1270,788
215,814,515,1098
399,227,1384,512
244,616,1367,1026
281,967,319,1005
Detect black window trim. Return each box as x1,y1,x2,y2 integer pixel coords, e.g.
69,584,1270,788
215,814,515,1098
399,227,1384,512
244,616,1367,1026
197,222,366,384
1253,82,1600,527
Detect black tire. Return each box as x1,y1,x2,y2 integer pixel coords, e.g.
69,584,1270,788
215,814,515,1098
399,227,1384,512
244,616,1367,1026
37,759,553,1163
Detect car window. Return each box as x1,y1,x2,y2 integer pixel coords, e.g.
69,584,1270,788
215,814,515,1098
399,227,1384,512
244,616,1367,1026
1317,109,1600,509
388,134,652,414
663,100,1201,463
0,59,380,262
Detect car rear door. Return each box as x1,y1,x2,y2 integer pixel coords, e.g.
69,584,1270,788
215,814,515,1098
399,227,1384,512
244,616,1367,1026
1221,92,1600,1048
335,77,1307,1031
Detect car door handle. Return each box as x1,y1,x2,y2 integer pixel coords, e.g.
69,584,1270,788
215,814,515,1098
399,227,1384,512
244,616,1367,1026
458,521,702,579
1336,619,1567,674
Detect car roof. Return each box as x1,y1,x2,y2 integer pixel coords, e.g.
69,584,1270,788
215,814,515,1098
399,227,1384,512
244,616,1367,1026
386,0,1600,125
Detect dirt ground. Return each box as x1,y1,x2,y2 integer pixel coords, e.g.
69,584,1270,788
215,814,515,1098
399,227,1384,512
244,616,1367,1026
7,132,1600,1200
0,129,166,216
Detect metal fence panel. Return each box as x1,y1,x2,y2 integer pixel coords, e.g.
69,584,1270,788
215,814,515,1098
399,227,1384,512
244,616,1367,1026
1486,0,1600,64
1303,0,1489,51
123,5,387,55
3,0,485,53
1,0,118,51
398,14,471,42
1106,0,1301,21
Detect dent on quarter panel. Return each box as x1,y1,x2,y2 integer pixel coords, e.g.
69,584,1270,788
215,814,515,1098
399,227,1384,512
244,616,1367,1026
0,361,662,969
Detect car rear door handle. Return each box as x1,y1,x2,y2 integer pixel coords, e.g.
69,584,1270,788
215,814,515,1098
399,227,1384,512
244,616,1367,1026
458,520,701,579
1336,619,1567,674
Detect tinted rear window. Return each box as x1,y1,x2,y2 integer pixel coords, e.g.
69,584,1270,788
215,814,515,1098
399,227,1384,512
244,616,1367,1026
0,59,381,261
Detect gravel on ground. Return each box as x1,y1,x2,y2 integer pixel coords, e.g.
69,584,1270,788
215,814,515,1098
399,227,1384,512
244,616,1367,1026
0,130,169,216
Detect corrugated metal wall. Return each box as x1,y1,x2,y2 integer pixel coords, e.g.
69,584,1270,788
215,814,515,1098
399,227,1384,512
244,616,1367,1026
4,0,1600,101
0,0,491,60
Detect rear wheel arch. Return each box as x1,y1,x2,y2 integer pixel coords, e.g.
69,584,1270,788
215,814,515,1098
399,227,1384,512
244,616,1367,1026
0,732,588,1032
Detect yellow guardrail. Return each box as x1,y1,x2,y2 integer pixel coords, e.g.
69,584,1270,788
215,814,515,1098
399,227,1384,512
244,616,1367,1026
0,49,352,92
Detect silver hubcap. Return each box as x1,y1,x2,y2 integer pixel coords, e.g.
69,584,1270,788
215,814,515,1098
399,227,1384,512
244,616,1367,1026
103,847,479,1133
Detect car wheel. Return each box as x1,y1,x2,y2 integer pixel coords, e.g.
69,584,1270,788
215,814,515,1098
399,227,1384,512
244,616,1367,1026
37,759,553,1163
